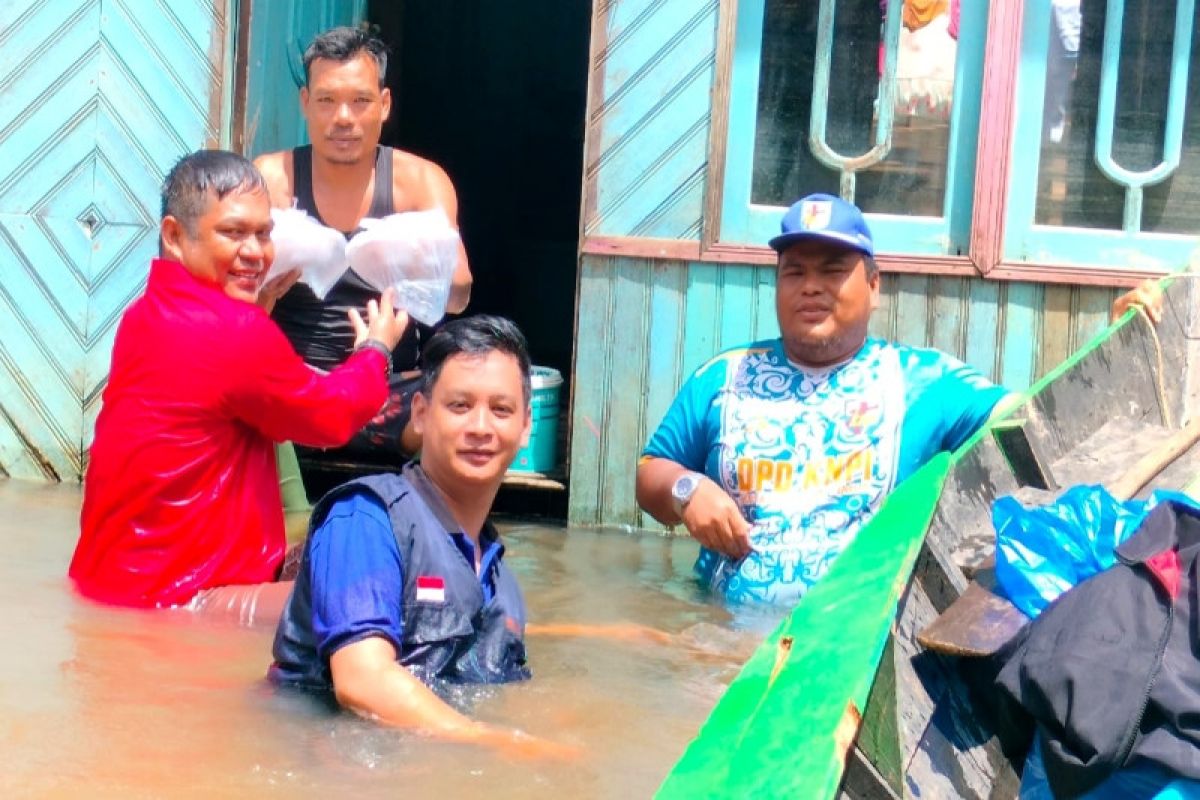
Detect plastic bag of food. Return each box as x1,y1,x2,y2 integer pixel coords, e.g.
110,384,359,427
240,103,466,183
266,207,348,299
345,209,460,325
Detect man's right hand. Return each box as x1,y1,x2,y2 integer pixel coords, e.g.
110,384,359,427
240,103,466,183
256,269,301,315
349,288,410,351
332,637,579,759
471,724,582,761
680,478,752,561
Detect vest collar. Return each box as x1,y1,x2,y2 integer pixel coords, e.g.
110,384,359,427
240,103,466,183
1117,500,1200,566
401,462,501,549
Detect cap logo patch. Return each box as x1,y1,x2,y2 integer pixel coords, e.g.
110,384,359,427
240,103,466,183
800,200,833,231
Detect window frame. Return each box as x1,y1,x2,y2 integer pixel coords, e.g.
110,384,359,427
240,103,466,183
999,1,1199,277
694,0,1175,286
712,0,987,263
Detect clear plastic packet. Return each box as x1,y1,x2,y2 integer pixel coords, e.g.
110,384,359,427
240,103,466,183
345,209,460,325
266,207,348,299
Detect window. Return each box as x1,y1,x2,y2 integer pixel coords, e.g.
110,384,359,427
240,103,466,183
714,0,1200,278
719,0,985,257
1004,0,1200,272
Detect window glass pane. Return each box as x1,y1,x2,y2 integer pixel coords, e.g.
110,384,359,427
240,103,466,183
1035,0,1200,234
751,0,959,217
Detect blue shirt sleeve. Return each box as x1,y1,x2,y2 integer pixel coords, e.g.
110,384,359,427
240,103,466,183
926,354,1010,452
642,356,728,473
307,490,405,664
896,348,1009,483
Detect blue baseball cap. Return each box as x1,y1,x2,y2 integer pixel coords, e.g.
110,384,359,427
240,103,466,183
767,193,875,258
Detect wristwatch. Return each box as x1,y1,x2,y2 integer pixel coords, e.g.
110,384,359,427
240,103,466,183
355,338,393,380
670,471,705,517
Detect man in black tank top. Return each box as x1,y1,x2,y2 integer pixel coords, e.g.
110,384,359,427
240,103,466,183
274,143,425,374
254,27,472,463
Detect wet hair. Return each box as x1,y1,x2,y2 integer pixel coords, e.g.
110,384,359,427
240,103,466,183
420,316,532,406
303,27,389,88
160,149,266,235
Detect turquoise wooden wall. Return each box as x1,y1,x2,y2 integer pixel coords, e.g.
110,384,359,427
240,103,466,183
0,0,231,481
242,0,365,156
568,1,1123,527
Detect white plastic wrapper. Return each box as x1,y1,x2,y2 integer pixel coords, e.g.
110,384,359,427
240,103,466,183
345,209,460,325
266,207,348,299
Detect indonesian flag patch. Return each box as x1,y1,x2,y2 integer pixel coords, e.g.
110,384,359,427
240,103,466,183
416,575,446,604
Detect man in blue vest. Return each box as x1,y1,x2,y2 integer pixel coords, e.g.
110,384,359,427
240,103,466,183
269,315,572,757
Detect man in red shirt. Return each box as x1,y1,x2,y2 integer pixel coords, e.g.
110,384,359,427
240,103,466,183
69,149,408,611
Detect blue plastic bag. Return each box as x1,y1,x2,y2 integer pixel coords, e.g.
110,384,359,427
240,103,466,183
993,485,1161,619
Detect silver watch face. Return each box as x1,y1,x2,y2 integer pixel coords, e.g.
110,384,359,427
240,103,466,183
672,472,702,504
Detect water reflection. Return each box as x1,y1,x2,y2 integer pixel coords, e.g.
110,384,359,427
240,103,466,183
1045,0,1083,144
0,482,771,798
1034,0,1200,233
894,0,959,120
753,0,964,217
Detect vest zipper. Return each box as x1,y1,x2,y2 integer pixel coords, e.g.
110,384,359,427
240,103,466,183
1113,576,1175,768
476,542,506,604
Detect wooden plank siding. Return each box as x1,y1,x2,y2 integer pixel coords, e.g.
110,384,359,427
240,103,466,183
568,255,1121,527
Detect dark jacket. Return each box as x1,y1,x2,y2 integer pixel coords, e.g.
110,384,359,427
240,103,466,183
995,501,1200,798
272,465,530,688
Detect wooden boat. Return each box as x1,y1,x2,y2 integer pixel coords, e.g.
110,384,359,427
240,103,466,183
657,275,1200,799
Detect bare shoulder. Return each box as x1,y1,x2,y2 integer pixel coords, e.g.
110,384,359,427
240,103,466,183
389,148,456,209
252,150,295,208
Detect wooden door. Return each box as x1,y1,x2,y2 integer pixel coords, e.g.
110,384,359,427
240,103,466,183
0,0,230,480
241,0,367,155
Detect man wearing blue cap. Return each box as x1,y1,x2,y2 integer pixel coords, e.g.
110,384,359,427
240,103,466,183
636,193,1011,606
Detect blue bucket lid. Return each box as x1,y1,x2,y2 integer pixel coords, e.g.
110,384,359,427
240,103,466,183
530,366,562,389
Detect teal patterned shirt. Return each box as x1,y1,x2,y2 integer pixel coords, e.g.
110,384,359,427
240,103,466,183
643,337,1007,605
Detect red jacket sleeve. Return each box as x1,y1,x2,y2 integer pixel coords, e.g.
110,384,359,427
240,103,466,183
224,313,389,447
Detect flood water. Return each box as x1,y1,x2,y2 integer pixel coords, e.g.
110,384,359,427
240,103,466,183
0,480,775,799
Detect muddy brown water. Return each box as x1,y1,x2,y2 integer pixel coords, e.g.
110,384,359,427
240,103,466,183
0,480,778,798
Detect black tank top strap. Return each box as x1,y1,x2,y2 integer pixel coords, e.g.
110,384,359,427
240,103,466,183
368,145,394,218
291,145,328,225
